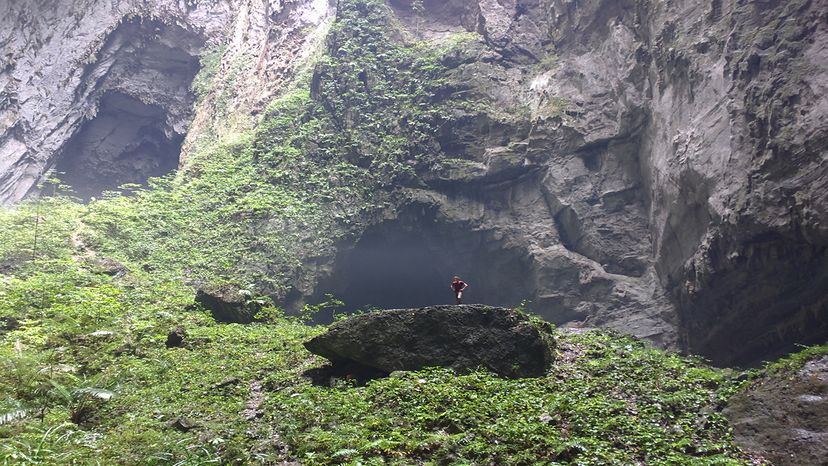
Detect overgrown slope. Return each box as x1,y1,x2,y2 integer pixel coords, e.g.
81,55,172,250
1,0,825,463
0,200,759,463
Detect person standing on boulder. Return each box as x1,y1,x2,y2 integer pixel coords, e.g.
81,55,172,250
451,276,468,304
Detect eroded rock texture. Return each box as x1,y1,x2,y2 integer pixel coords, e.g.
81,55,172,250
0,0,231,201
0,0,334,201
3,0,827,366
304,305,555,378
195,283,263,324
305,0,828,364
725,356,828,465
636,0,828,365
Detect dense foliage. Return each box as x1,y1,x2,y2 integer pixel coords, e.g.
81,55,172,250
0,201,760,463
0,193,771,464
272,331,753,465
67,0,473,304
1,0,817,464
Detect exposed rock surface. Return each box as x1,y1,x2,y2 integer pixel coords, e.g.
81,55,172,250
182,0,334,158
0,0,231,202
0,316,20,334
725,355,828,465
3,0,827,366
304,305,555,378
307,0,828,365
195,284,262,324
165,325,187,348
0,0,333,201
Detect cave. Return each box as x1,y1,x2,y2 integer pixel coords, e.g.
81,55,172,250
310,207,536,322
55,92,184,199
52,18,205,200
679,234,828,367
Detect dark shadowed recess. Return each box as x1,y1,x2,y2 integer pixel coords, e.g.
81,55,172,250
53,18,204,200
309,206,535,322
678,233,828,367
55,92,183,200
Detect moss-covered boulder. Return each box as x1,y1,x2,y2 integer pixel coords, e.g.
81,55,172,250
304,305,555,378
194,284,261,324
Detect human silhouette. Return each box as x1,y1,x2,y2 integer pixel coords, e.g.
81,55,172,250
450,276,469,304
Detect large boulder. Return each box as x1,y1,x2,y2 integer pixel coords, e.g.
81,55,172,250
304,305,555,378
195,284,261,324
724,355,828,465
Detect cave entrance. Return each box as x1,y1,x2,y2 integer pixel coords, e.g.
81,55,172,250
55,92,183,199
310,208,536,321
52,18,205,200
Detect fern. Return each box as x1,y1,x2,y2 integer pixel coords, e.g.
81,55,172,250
0,408,27,425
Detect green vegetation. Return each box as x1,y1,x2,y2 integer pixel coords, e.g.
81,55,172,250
0,194,762,464
1,227,760,465
73,0,467,301
751,342,828,379
191,45,226,103
0,194,319,462
272,331,751,465
0,0,807,463
0,199,757,464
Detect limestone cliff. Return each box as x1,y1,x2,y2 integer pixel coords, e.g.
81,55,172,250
306,0,827,365
2,0,827,367
0,0,332,201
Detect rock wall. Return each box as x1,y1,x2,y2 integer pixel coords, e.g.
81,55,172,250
181,0,334,158
2,0,827,365
0,0,333,202
0,0,234,202
725,355,828,465
312,0,827,363
395,0,828,364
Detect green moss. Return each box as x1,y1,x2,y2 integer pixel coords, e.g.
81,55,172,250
191,45,226,103
0,0,788,464
537,43,560,72
535,95,571,120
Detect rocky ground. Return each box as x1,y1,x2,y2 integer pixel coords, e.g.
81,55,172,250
726,354,828,465
304,305,555,378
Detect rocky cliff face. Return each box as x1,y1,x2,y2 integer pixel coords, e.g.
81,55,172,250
307,0,827,365
0,0,231,201
725,355,828,465
414,0,828,365
3,0,827,366
0,0,332,201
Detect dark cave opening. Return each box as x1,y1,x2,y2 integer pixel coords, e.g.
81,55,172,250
53,18,204,200
681,236,828,367
55,92,184,200
309,208,536,322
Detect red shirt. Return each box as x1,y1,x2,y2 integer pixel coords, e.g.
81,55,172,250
452,281,466,292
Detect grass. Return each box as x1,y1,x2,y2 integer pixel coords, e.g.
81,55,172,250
0,193,764,463
0,233,761,464
270,331,752,465
0,0,814,463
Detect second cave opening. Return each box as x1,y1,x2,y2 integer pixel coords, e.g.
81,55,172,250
51,17,205,200
309,208,536,321
55,92,184,200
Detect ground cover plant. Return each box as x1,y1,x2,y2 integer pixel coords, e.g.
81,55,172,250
0,0,814,463
0,217,763,464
